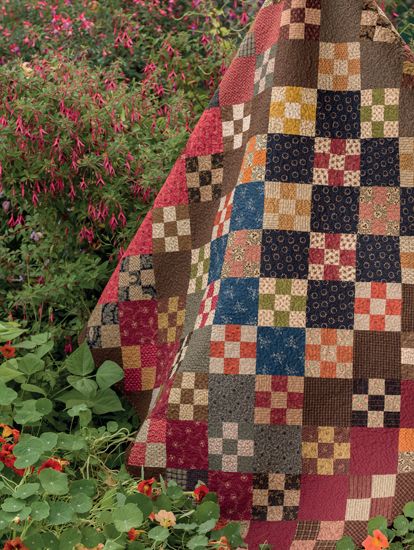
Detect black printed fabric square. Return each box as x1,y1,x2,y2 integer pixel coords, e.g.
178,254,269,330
266,134,315,184
356,235,401,282
361,138,400,186
316,91,361,139
311,186,360,233
185,153,224,203
260,230,310,279
401,189,414,236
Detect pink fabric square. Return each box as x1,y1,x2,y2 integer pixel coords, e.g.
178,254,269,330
253,3,283,53
245,520,297,548
125,212,153,255
119,299,157,346
185,108,223,157
124,368,142,392
350,428,398,474
166,420,208,469
147,418,167,443
219,57,256,106
127,442,146,464
318,521,345,540
156,341,179,385
208,471,253,520
98,268,121,304
401,381,414,427
154,156,188,208
298,475,348,520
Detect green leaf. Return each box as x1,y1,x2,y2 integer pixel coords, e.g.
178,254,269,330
96,360,124,390
70,493,93,514
59,527,82,550
394,514,409,533
197,518,217,535
0,361,24,383
194,501,220,524
81,526,105,547
148,526,170,542
125,493,153,519
405,502,414,518
30,500,50,521
58,432,87,451
17,353,45,375
67,376,98,398
367,516,388,536
47,502,74,525
35,397,53,414
187,534,209,549
70,479,97,498
0,322,25,342
41,532,59,550
0,510,15,530
92,388,124,414
0,381,17,405
39,432,58,451
13,435,44,467
103,541,125,550
336,536,356,550
65,342,95,376
14,483,40,499
112,503,144,532
20,383,47,396
39,469,69,496
13,400,43,425
2,497,25,513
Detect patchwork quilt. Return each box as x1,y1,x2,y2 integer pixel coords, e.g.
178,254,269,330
86,0,414,547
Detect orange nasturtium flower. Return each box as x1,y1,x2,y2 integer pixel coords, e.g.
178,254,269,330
194,483,210,502
3,537,29,550
37,457,69,474
127,528,145,541
208,536,232,549
154,510,177,528
0,344,16,359
362,529,390,550
137,477,156,497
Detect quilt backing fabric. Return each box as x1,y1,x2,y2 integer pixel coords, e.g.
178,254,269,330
87,0,414,547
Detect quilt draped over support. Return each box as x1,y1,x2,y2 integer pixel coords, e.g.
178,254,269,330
87,0,414,547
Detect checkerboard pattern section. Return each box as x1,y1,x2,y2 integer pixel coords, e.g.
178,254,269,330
86,0,414,545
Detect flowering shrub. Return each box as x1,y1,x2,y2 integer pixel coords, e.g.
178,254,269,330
0,322,245,549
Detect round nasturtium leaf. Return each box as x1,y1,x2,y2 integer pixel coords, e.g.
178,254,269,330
30,501,50,521
1,497,25,513
47,502,75,525
112,504,143,532
14,483,40,500
70,493,93,514
39,469,69,496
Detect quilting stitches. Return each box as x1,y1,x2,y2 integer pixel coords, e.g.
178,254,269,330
308,232,357,281
354,282,402,331
209,325,257,375
269,86,317,136
313,138,360,186
152,205,191,253
318,43,361,91
252,473,301,521
259,278,308,327
358,187,400,236
305,328,354,378
222,103,252,151
264,182,312,231
185,153,224,203
352,378,401,427
361,89,400,138
254,375,304,425
280,0,321,41
301,426,351,475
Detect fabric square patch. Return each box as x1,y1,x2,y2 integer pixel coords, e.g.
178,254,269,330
280,0,321,41
208,421,254,473
401,380,414,428
256,326,305,376
361,89,399,138
352,378,400,428
118,254,156,301
359,187,400,236
293,520,345,544
266,134,315,183
209,374,256,425
401,237,414,284
402,332,414,380
398,429,414,472
261,230,310,279
238,134,267,184
264,182,313,231
237,32,256,58
302,426,351,475
208,471,253,521
214,278,259,326
222,230,261,278
354,281,402,331
318,42,361,91
309,232,357,281
401,189,414,237
254,425,302,474
188,244,210,293
400,138,414,188
311,186,359,234
230,181,265,231
360,138,400,186
152,205,191,253
345,474,396,521
353,331,401,379
313,138,361,187
298,475,348,520
254,44,277,96
195,280,221,329
360,3,401,43
305,328,354,378
316,91,361,139
222,102,252,151
166,419,208,470
306,281,355,329
254,375,304,425
210,325,257,375
212,191,234,240
167,372,209,421
252,473,301,521
269,86,317,136
185,153,224,203
157,296,186,344
259,278,308,328
356,235,401,282
350,427,399,474
303,378,353,426
119,300,157,346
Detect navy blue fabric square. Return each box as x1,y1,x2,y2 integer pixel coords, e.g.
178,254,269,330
214,277,259,325
265,134,314,184
208,235,228,283
229,181,264,231
401,189,414,236
316,91,360,139
361,139,400,186
256,327,305,376
311,186,360,233
356,235,401,282
260,230,310,279
306,281,355,329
